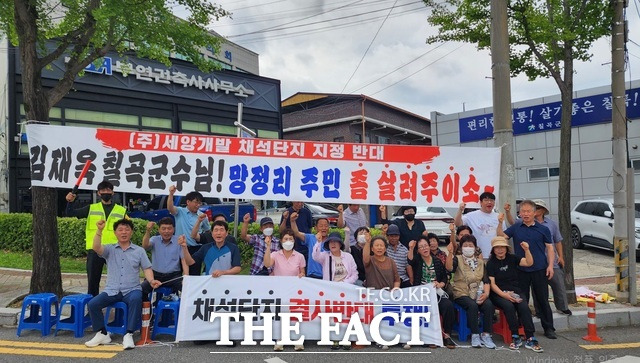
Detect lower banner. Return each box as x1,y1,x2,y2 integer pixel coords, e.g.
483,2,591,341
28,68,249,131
176,276,442,346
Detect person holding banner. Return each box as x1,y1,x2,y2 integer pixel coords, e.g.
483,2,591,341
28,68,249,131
240,214,281,275
167,186,210,275
446,234,496,349
408,236,456,349
66,181,127,297
85,219,160,349
263,230,306,352
290,212,328,279
486,236,542,352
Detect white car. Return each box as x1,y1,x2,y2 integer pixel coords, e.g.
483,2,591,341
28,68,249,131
570,199,640,252
392,207,454,244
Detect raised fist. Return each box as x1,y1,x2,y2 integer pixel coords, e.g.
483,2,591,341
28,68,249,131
65,192,76,203
290,212,299,221
178,235,187,247
96,220,106,231
168,185,177,195
520,241,529,251
243,213,251,223
146,221,155,231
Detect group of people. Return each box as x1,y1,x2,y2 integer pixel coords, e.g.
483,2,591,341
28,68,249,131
65,182,567,354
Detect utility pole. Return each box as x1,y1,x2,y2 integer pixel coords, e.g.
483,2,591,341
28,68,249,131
490,0,515,214
612,0,630,302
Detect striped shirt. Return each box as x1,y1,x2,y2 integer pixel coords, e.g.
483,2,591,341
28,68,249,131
248,234,280,275
386,243,410,282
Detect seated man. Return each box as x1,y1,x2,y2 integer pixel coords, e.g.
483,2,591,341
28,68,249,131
141,217,188,301
182,220,242,277
85,219,160,349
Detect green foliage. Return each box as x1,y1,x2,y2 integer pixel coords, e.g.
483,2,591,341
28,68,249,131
424,0,611,80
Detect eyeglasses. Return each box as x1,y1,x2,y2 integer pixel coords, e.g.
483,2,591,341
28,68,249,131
417,245,429,250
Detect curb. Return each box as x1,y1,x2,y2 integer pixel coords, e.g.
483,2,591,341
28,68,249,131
536,306,640,333
0,308,20,327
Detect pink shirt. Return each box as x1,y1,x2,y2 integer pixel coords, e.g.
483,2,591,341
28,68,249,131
270,250,306,277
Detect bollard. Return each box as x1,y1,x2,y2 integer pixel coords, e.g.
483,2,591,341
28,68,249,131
136,301,154,346
582,300,602,342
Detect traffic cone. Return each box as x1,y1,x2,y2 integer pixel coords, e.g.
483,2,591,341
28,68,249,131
136,301,154,346
582,300,602,342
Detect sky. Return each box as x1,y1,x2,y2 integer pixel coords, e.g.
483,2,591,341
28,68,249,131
183,0,640,119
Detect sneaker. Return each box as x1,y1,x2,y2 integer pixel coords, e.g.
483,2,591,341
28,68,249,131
122,333,135,350
85,331,111,347
509,335,522,350
376,343,389,350
471,334,481,348
402,343,412,350
443,337,456,349
331,341,340,350
274,345,284,351
560,309,573,316
480,333,496,349
525,337,543,353
544,329,557,339
294,345,304,351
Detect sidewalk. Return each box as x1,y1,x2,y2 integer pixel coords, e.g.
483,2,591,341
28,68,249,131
1,267,639,333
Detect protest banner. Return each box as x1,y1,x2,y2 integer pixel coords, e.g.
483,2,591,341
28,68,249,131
176,276,442,346
26,124,501,207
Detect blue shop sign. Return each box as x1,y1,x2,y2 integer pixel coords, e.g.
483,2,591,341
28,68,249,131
459,88,640,143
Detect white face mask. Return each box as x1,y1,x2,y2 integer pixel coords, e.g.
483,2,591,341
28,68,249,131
462,246,475,258
263,228,273,236
282,241,295,251
357,234,366,244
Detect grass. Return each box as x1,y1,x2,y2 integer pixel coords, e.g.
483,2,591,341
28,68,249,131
0,250,88,273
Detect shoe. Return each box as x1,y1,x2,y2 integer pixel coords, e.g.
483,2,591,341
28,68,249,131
561,309,573,316
274,345,284,351
342,343,352,350
544,330,557,339
122,333,135,350
403,343,412,350
525,337,543,353
294,345,304,351
427,343,439,348
443,337,456,349
85,331,111,347
480,333,496,349
471,334,481,348
509,335,522,350
376,343,389,350
331,341,340,350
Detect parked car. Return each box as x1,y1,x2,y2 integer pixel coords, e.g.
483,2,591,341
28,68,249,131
129,195,257,223
392,206,454,244
570,199,640,252
305,203,340,227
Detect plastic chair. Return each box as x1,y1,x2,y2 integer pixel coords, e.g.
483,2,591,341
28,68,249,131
492,308,525,344
104,301,141,335
151,299,180,340
17,293,59,337
55,294,93,338
452,302,483,341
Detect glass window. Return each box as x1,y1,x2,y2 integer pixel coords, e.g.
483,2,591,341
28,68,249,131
210,124,236,135
333,137,345,142
257,129,279,139
632,159,640,174
354,133,361,143
181,120,208,133
377,135,389,144
20,105,61,118
528,168,548,181
142,116,171,129
65,109,138,126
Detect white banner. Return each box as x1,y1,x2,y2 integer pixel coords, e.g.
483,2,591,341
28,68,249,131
26,124,501,207
176,276,442,346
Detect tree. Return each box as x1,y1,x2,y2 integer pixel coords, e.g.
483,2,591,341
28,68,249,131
0,0,229,296
424,0,611,303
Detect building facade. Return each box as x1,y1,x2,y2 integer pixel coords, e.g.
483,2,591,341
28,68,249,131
0,37,281,213
430,81,640,221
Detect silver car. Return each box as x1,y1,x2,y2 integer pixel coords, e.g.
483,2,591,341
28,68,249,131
570,199,640,251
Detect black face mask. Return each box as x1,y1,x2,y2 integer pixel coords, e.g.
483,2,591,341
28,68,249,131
100,193,113,203
404,214,415,221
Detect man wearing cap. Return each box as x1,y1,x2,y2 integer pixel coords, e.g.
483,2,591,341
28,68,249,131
506,199,571,316
312,231,358,283
497,200,557,340
455,192,505,259
385,224,412,288
240,213,280,275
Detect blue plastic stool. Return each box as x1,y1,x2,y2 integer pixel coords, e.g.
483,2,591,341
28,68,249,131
17,293,59,337
152,299,180,340
55,294,92,338
150,287,173,306
452,302,483,342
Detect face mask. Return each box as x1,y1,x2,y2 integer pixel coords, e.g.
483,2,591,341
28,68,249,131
282,241,295,251
100,193,113,202
404,214,415,221
357,234,366,244
263,228,273,237
462,246,475,258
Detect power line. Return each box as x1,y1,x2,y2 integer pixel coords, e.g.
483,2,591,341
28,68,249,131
370,44,464,96
341,0,400,93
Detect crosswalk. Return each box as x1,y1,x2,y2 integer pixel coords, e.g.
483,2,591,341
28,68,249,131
0,339,122,359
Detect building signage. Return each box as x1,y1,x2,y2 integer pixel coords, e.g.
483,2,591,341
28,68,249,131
459,87,640,143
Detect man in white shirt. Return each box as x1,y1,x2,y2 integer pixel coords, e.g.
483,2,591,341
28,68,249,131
454,192,505,259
